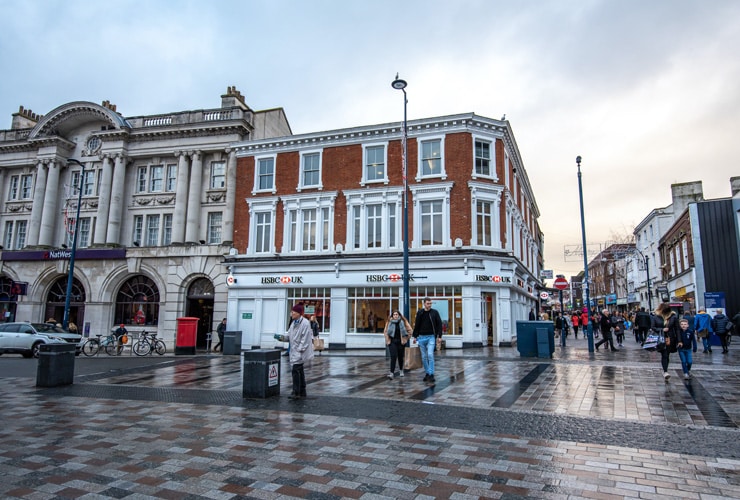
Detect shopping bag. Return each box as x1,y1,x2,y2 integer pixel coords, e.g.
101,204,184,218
642,333,660,350
312,337,324,355
403,346,422,370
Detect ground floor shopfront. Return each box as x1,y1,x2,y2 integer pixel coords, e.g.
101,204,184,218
0,247,228,347
225,253,538,350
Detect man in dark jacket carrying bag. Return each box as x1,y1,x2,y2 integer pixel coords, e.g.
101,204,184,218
712,309,732,354
412,297,443,384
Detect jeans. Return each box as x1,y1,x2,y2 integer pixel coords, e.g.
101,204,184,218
702,336,712,352
678,348,693,375
417,335,436,375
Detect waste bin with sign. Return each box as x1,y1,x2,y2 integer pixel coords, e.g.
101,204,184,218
175,317,199,355
243,349,281,398
36,343,76,387
223,330,243,355
515,320,554,358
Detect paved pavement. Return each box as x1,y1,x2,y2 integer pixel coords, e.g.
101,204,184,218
1,335,739,499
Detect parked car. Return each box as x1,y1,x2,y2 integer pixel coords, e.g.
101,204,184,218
0,322,83,358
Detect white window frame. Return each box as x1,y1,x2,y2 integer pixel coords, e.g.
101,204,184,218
166,164,178,192
146,214,160,246
362,143,388,185
298,150,323,191
253,155,276,194
416,135,446,181
162,214,173,245
8,176,19,200
207,212,222,244
3,221,14,249
281,193,335,255
20,174,33,199
210,161,226,189
469,182,504,249
247,197,278,255
132,215,143,245
344,188,402,252
14,220,27,249
137,167,147,193
149,165,164,192
409,182,453,248
472,136,496,180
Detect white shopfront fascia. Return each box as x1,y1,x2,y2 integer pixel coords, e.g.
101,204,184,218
225,261,533,350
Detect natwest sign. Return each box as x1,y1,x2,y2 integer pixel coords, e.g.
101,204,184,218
475,275,512,283
260,275,304,285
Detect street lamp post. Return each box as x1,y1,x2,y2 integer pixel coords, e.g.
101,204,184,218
576,156,595,353
632,249,653,312
63,158,85,330
391,74,410,319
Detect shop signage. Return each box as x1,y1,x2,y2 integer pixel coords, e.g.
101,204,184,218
540,291,549,300
475,275,512,283
260,275,304,284
2,248,127,261
367,273,409,282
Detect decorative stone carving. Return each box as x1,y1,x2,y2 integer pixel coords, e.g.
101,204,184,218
156,196,175,205
135,197,153,205
207,192,225,202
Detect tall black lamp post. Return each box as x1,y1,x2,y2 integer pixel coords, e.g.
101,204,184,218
63,158,85,330
391,74,410,318
576,156,595,353
632,248,653,312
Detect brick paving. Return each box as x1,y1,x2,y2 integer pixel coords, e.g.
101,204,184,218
1,338,739,499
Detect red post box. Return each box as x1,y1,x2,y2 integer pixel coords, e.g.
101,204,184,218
175,317,199,355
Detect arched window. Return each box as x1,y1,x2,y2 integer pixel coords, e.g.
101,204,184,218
115,275,160,326
188,278,214,298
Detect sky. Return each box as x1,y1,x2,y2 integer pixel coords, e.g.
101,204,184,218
1,0,738,281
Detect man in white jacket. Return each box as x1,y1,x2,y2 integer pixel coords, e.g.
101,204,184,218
285,304,314,399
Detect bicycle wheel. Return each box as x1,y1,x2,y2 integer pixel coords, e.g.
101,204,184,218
154,340,166,355
104,338,120,356
133,340,151,356
82,339,99,356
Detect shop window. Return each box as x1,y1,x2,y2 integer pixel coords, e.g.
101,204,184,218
347,287,401,333
288,288,331,332
115,275,160,326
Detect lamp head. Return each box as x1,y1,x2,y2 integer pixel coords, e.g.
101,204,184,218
391,74,407,90
67,158,84,167
576,155,582,166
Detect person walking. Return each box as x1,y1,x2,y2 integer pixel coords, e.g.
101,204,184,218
284,304,314,399
677,318,695,379
383,310,412,379
612,311,625,347
682,310,697,353
214,318,226,352
595,309,617,351
712,309,732,354
412,297,443,384
634,307,651,344
529,307,536,320
657,303,679,381
571,312,580,339
694,309,714,353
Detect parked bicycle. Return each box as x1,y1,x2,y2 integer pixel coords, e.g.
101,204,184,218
132,331,166,356
81,334,124,356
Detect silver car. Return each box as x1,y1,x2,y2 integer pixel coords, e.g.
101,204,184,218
0,322,83,358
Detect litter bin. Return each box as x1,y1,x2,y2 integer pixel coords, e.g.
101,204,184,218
516,320,554,358
242,349,281,398
175,317,199,355
223,330,242,355
36,343,76,387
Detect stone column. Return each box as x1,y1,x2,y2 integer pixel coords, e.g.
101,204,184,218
94,155,113,245
222,149,237,245
38,159,61,247
27,161,47,246
184,151,203,243
172,151,190,244
106,154,127,245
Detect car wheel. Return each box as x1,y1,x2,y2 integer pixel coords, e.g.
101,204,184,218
32,342,43,358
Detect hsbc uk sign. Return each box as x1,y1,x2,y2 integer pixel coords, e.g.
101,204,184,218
475,275,512,283
366,273,416,282
261,275,304,285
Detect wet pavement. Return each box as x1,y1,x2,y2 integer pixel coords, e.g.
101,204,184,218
1,336,739,499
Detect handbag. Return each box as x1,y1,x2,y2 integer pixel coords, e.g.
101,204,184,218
403,346,423,370
312,337,324,355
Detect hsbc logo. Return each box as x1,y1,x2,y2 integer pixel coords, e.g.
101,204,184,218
261,275,304,285
366,273,415,282
475,275,512,283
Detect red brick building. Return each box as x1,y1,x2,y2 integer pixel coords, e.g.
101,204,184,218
225,113,543,349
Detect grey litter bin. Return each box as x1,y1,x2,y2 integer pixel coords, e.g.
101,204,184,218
242,349,281,398
222,330,242,355
516,320,555,358
36,343,76,387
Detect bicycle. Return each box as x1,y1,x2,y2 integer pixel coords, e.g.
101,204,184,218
81,334,123,356
132,331,166,356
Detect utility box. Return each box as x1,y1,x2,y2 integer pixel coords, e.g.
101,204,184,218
516,320,555,358
175,317,199,355
242,349,281,398
223,330,243,355
36,343,76,387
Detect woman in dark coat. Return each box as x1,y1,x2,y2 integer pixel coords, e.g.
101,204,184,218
657,303,679,382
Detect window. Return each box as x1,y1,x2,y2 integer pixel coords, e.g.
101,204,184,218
418,137,445,178
207,212,222,244
347,287,400,333
282,194,334,254
137,167,147,193
20,175,33,199
364,144,386,183
256,157,275,192
8,176,19,200
3,221,13,250
255,212,272,253
14,221,27,249
288,288,332,332
302,208,317,251
66,218,92,248
410,182,453,248
470,183,503,249
474,139,493,177
344,188,402,251
210,161,225,189
132,215,143,245
166,165,177,191
248,197,278,255
162,214,173,245
421,200,443,246
476,200,492,246
114,275,160,326
146,215,160,246
149,165,163,192
72,170,96,196
300,151,321,189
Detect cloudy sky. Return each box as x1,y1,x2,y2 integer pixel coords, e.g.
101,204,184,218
1,0,738,279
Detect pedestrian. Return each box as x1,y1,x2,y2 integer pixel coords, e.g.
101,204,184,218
68,322,78,333
595,309,617,351
571,311,580,339
682,310,697,353
711,309,732,354
529,307,536,320
412,297,443,384
383,310,412,379
694,309,714,353
214,318,226,352
309,315,320,337
284,303,314,399
612,311,625,347
677,318,695,379
115,323,128,355
553,312,564,338
657,302,679,381
732,310,740,334
634,307,651,344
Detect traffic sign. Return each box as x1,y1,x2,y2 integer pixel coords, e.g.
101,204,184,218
553,277,569,290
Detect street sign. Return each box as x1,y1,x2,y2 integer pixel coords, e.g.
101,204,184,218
553,277,569,290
